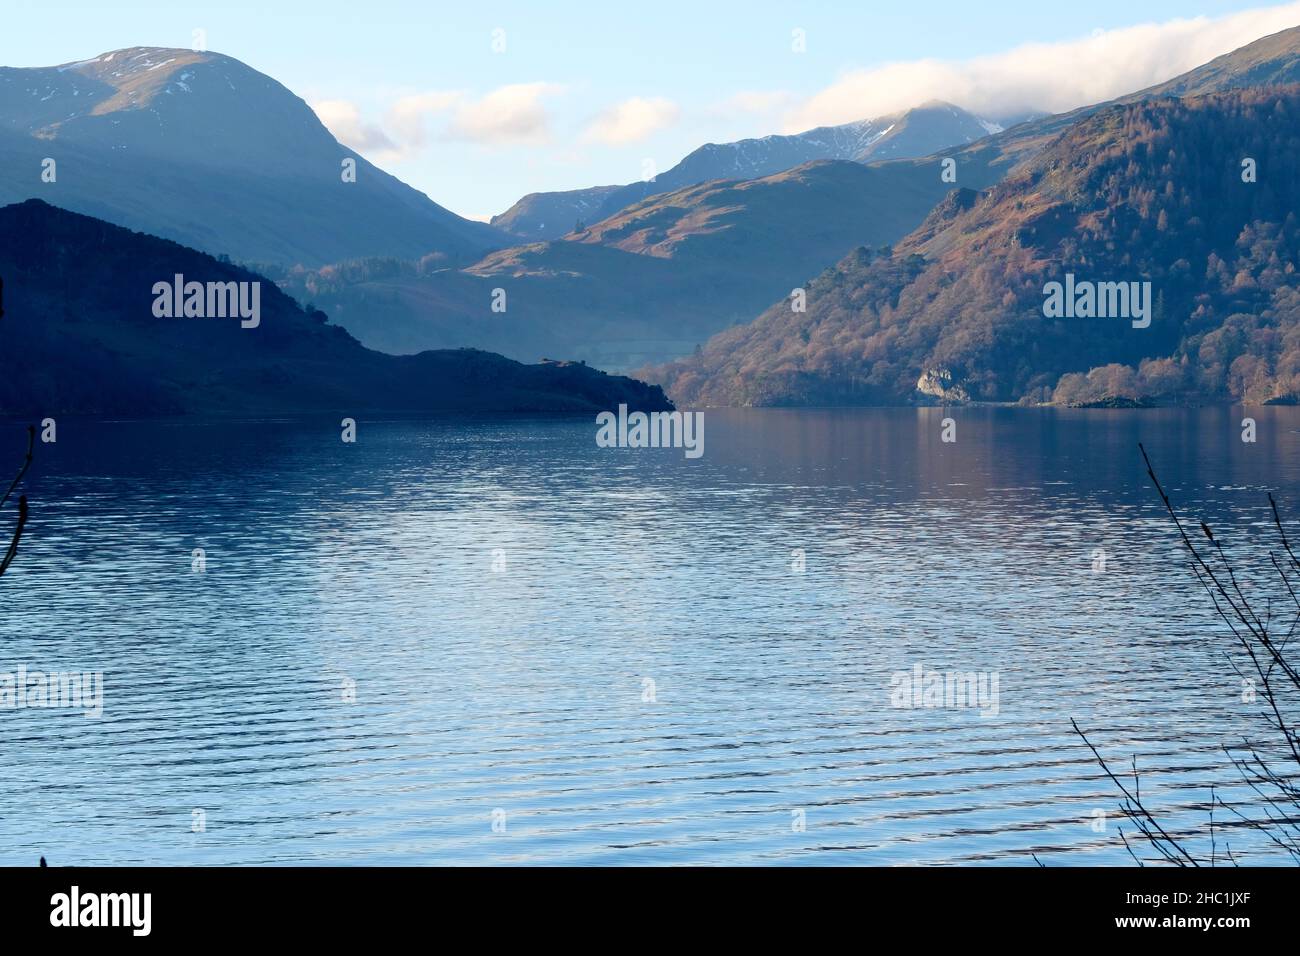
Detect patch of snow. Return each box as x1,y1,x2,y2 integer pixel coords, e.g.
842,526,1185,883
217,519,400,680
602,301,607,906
57,56,103,72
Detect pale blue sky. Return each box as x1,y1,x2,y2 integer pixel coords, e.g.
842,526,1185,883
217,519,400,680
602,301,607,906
6,0,1298,219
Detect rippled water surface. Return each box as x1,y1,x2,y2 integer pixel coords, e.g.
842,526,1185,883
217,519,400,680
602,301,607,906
3,407,1299,865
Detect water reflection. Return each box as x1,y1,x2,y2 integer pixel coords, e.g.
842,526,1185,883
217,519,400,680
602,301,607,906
0,408,1295,864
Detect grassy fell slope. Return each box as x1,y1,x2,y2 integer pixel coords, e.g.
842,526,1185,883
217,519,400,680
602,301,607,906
649,88,1300,408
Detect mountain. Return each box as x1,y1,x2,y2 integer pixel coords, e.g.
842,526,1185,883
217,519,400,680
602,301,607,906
489,184,622,241
902,24,1300,193
649,86,1300,408
279,158,952,369
491,102,1002,241
563,159,943,259
0,48,508,267
283,26,1300,376
0,200,669,416
1136,25,1300,98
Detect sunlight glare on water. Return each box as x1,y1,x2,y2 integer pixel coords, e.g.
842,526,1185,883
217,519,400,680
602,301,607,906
0,407,1295,864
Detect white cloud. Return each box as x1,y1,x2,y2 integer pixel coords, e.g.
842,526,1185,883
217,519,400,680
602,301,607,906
784,2,1300,130
582,96,680,146
313,84,564,159
310,98,398,156
447,82,565,146
386,91,464,148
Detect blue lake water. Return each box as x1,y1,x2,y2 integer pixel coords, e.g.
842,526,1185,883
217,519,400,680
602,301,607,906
1,407,1298,865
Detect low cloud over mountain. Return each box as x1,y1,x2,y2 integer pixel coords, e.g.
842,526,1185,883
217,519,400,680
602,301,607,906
785,1,1300,129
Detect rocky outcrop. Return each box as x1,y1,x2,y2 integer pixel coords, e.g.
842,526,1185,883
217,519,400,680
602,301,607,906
915,368,971,404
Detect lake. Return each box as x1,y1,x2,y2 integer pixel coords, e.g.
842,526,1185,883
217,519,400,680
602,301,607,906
1,407,1297,865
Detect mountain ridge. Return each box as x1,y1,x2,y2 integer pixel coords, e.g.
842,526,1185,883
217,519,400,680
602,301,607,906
490,101,1003,241
648,85,1300,408
281,157,949,369
0,47,509,267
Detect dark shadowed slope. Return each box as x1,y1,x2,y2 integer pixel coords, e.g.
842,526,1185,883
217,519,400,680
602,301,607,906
0,200,669,416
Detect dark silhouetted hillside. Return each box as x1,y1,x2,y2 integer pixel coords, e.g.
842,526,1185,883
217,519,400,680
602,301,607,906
0,200,669,416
